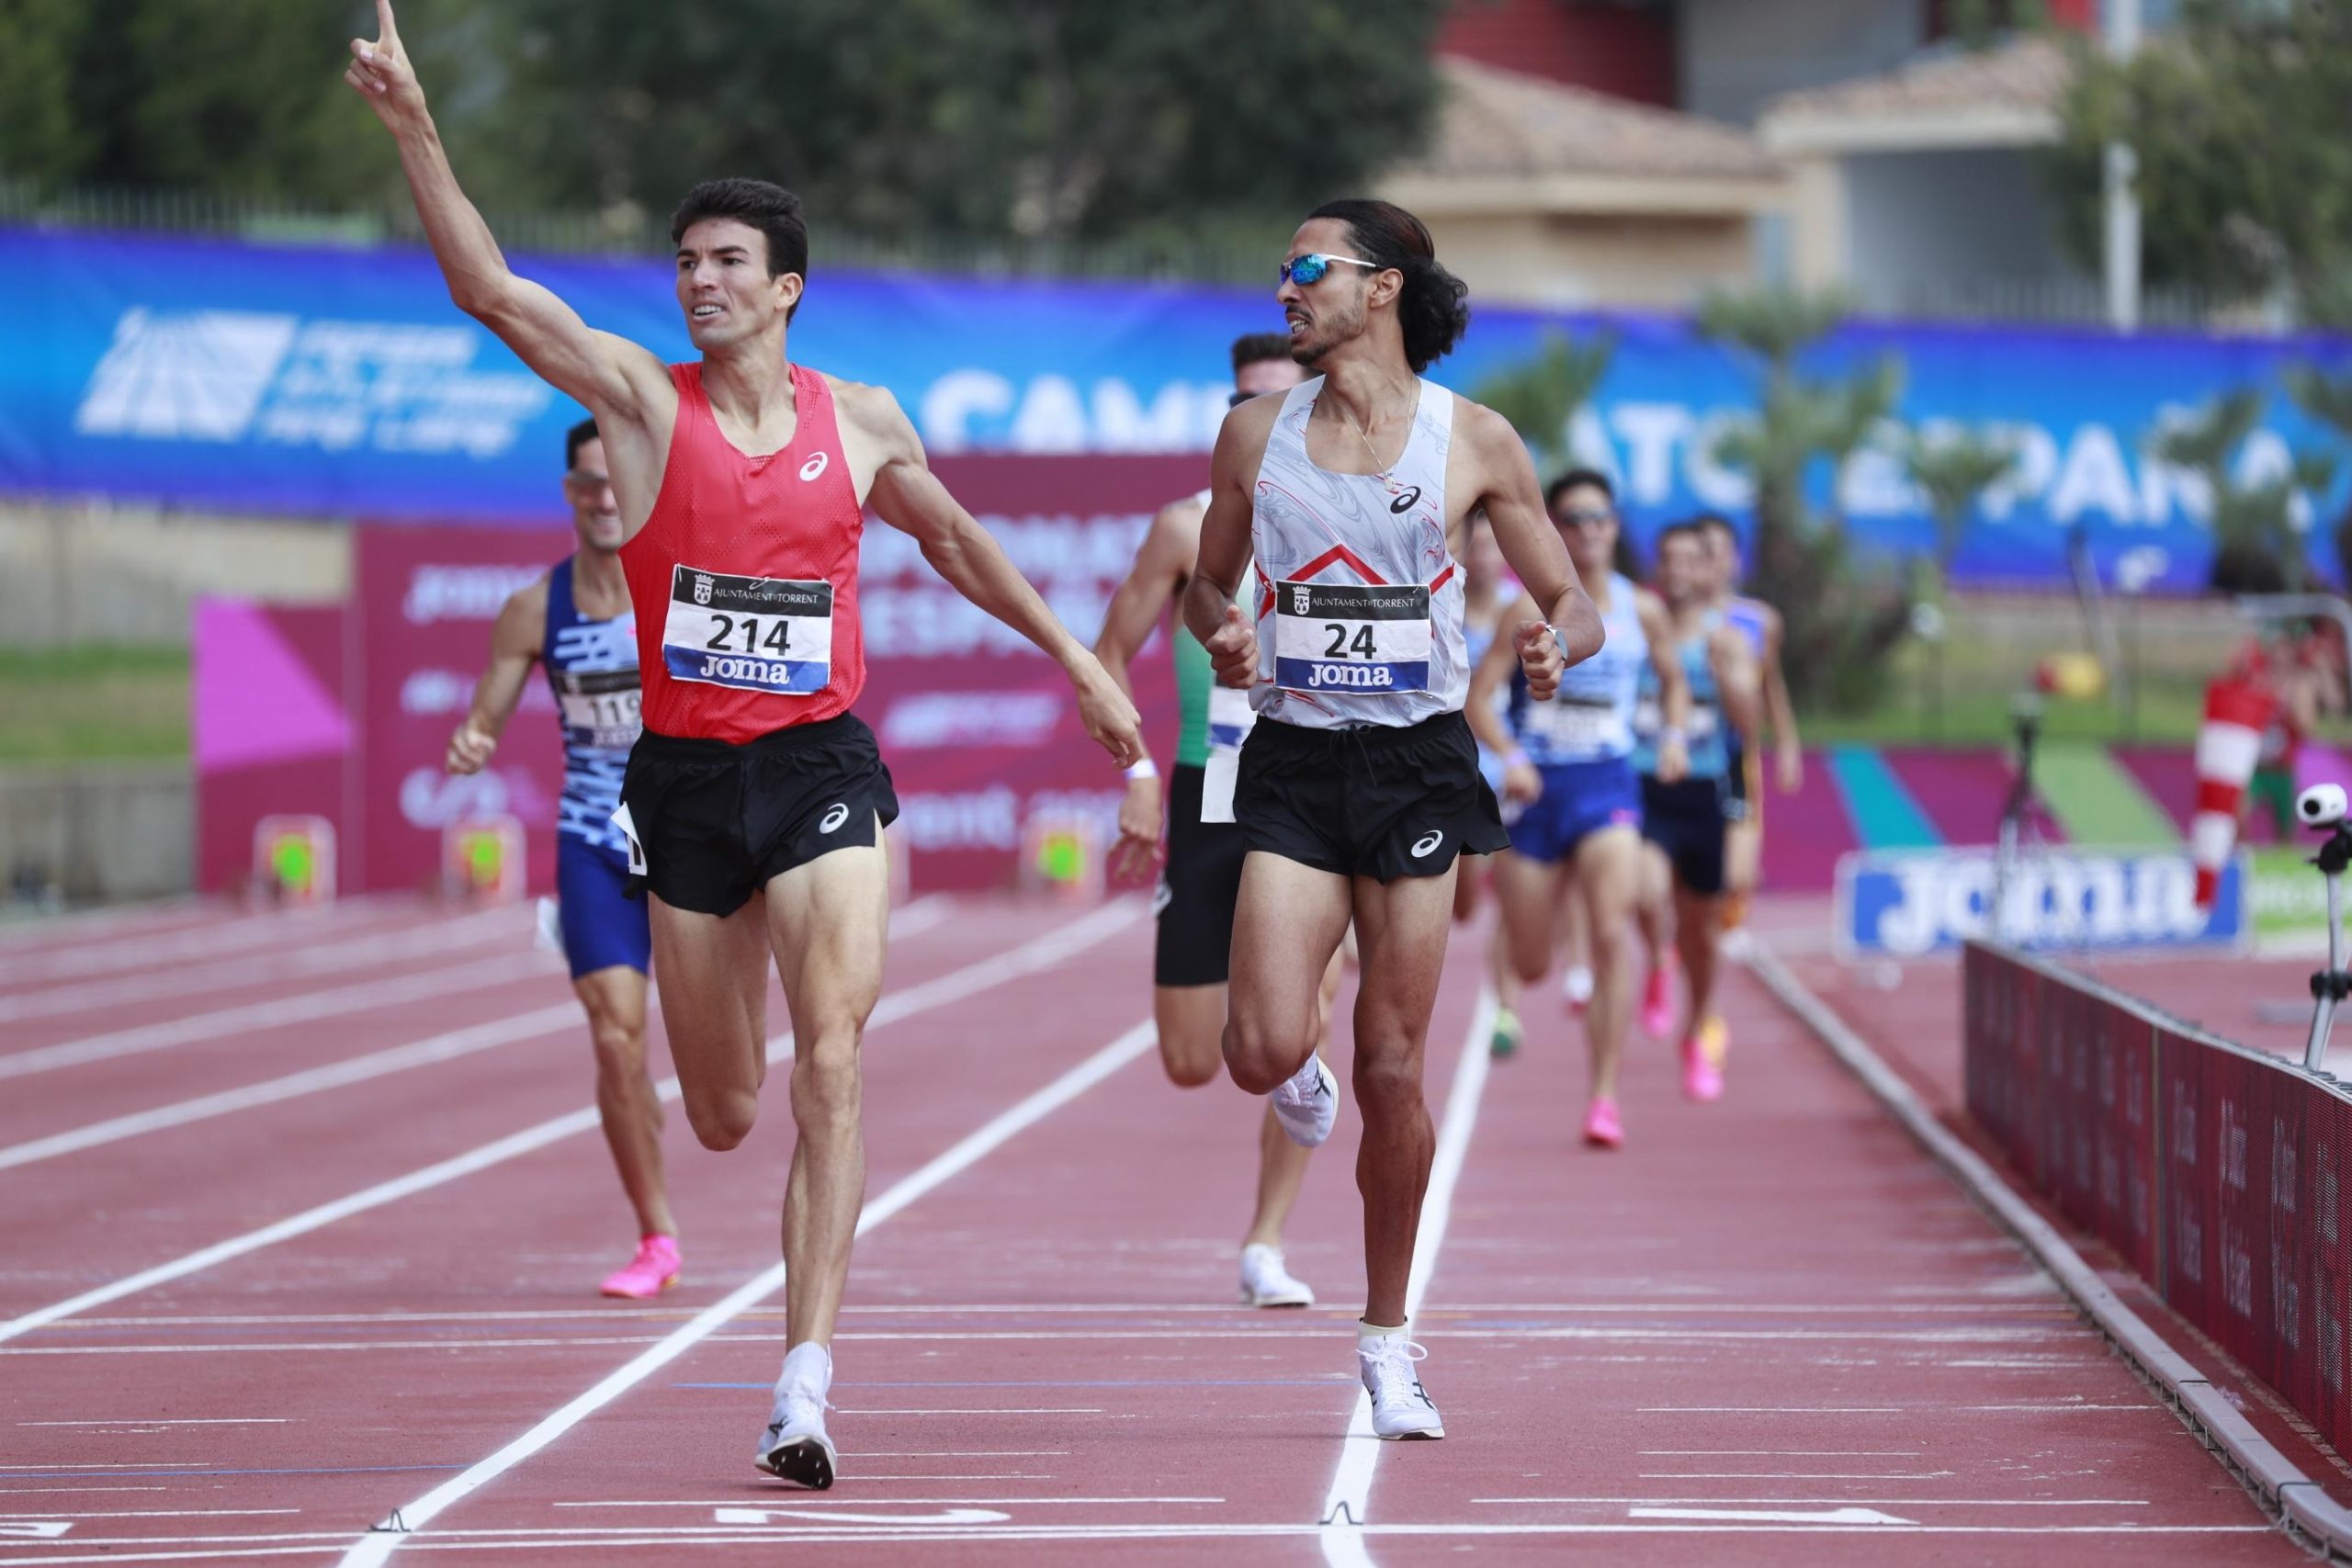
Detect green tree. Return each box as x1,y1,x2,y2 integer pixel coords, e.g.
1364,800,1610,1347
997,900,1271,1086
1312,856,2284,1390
1699,287,1911,712
455,0,1447,247
1905,428,2019,575
1471,328,1617,477
2285,363,2352,586
2044,0,2352,321
2151,389,2337,592
0,0,403,201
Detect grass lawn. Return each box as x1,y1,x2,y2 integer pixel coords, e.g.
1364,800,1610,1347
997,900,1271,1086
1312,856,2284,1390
0,645,189,762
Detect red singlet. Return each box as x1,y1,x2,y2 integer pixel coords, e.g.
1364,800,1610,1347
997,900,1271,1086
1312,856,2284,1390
622,362,865,743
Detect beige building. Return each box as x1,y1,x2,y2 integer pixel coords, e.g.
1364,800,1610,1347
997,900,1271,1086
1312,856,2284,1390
1757,37,2081,313
1378,58,1790,310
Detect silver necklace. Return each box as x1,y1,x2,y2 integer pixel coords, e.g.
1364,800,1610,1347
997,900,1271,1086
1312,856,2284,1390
1336,399,1406,494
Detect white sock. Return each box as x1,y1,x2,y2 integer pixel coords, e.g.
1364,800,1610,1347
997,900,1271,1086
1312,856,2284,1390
1357,1318,1408,1345
1562,965,1595,1003
780,1340,831,1396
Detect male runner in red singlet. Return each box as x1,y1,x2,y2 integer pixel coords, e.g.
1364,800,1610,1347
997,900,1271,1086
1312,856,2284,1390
346,3,1141,1492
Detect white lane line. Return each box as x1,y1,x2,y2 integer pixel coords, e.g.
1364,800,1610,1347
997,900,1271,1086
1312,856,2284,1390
0,900,1139,1348
3,1519,2281,1563
334,1012,1159,1566
559,1495,1217,1506
832,1408,1102,1416
0,904,924,1169
1632,1506,1917,1525
1318,986,1498,1568
1476,1496,2154,1506
0,905,521,1024
0,953,548,1081
0,1003,582,1172
1640,1404,2165,1414
0,904,382,986
17,1418,289,1427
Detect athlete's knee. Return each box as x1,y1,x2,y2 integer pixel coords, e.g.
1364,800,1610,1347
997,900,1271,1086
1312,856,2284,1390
1223,1010,1309,1096
790,1037,864,1127
587,1015,646,1077
1160,1039,1222,1089
1351,1043,1425,1116
684,1086,759,1152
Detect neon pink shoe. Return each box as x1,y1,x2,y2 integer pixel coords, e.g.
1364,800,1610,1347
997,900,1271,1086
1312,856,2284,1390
601,1235,681,1299
1638,959,1677,1041
1582,1096,1623,1148
1681,1034,1725,1102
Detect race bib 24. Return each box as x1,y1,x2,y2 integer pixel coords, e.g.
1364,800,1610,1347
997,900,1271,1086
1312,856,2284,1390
1272,581,1430,695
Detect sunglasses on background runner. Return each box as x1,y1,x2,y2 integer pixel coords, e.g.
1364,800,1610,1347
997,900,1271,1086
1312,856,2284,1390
1558,507,1616,527
1278,253,1381,288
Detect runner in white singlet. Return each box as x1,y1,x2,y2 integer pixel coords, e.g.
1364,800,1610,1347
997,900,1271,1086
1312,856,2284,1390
1181,198,1603,1442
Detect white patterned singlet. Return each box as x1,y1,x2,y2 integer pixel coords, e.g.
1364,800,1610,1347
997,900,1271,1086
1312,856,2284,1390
1247,377,1464,730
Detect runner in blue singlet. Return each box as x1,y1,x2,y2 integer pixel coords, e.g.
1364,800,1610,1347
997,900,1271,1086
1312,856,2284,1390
1453,513,1526,1056
447,417,676,1300
1695,514,1802,951
1628,521,1759,1104
1469,471,1688,1147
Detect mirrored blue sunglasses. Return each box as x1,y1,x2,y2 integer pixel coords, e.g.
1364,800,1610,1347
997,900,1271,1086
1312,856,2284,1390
1279,253,1380,288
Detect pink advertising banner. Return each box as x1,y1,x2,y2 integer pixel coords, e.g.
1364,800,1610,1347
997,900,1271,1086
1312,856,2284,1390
333,454,1202,895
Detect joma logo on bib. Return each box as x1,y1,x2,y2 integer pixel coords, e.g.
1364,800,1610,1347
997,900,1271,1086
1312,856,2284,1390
1306,662,1396,690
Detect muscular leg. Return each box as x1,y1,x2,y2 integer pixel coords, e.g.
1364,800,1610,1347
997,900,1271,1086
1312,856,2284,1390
1154,984,1227,1088
649,895,774,1151
1241,946,1343,1251
1569,827,1643,1101
573,964,674,1237
1224,852,1353,1094
1674,883,1724,1043
1349,864,1459,1328
765,831,891,1352
1634,842,1673,972
1490,849,1569,988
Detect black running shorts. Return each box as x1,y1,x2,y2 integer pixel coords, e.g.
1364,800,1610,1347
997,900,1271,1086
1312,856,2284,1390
620,712,900,917
1234,710,1509,883
1154,763,1245,987
1640,773,1730,897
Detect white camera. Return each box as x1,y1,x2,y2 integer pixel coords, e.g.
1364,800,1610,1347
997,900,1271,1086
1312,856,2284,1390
2298,783,2349,829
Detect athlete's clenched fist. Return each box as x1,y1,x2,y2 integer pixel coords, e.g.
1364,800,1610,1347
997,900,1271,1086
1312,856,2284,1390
1204,604,1258,690
1513,618,1564,702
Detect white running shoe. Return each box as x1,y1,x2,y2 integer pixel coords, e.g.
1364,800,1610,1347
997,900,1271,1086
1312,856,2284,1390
1239,1244,1315,1308
754,1344,838,1489
1358,1334,1444,1439
1271,1054,1339,1148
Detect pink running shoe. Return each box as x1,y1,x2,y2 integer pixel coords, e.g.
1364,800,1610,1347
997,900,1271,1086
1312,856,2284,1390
601,1235,682,1300
1582,1096,1623,1148
1680,1034,1725,1102
1638,958,1677,1041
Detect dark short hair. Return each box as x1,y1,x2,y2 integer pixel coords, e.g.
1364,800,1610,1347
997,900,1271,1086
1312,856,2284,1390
564,417,599,471
1230,333,1293,373
1693,512,1738,542
1656,518,1711,554
670,178,809,321
1544,468,1615,512
1304,198,1470,373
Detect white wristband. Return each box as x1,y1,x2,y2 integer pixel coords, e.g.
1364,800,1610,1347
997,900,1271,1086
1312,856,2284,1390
1125,758,1159,782
1502,749,1531,773
1659,727,1688,749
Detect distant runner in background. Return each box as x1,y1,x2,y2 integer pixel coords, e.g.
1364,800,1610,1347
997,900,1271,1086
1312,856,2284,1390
446,416,676,1300
1697,514,1800,957
1453,512,1526,1058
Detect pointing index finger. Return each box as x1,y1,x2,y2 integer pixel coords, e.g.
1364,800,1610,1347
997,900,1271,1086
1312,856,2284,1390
376,0,400,44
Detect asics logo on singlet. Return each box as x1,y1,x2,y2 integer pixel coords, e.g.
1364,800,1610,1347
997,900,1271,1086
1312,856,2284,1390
799,452,830,481
1388,486,1422,513
1410,830,1443,858
819,803,850,834
1307,663,1396,690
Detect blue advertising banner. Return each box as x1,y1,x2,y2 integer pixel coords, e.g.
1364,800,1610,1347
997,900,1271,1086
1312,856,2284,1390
2,227,2347,588
1836,845,2250,958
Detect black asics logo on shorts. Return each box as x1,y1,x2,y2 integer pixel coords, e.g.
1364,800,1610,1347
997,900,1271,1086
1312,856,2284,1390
1389,487,1422,513
819,803,850,834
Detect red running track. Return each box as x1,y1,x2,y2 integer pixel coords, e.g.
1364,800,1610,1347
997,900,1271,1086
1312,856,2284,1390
0,892,2303,1563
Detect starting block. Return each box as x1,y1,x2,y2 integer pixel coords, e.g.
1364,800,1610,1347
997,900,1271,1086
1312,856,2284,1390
443,815,526,904
253,815,336,905
1019,811,1104,900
